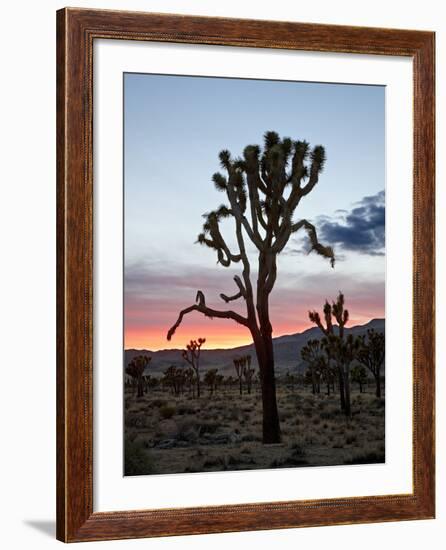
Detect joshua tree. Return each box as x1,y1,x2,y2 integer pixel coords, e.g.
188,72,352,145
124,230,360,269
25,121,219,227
204,368,219,396
183,367,196,397
309,292,357,415
167,132,334,444
284,370,296,391
233,354,253,395
243,355,255,394
181,338,205,397
126,355,151,398
357,329,385,397
351,364,368,393
163,365,184,396
233,357,245,396
327,333,361,416
224,375,236,394
301,339,324,394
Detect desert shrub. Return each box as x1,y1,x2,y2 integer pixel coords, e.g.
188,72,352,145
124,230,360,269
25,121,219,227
269,455,308,468
320,410,337,420
344,449,385,465
289,441,306,457
125,414,149,428
159,405,176,419
176,403,196,415
345,433,357,445
176,418,200,442
124,438,154,476
226,408,241,421
151,398,168,408
199,421,220,435
227,454,240,466
185,461,202,473
203,456,225,468
241,433,261,442
279,409,294,422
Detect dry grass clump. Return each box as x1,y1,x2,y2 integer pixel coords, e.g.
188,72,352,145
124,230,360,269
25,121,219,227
159,405,176,419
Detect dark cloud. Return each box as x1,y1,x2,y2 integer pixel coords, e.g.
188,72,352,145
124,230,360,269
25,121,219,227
318,190,385,256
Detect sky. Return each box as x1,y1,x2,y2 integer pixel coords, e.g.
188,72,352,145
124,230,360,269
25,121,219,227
124,73,385,350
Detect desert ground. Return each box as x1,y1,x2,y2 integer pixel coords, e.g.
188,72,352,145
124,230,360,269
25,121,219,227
124,380,385,476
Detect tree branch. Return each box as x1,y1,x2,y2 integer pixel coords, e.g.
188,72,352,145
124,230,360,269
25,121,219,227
167,290,249,340
220,290,243,303
299,171,319,197
226,183,263,249
290,219,335,267
220,275,247,303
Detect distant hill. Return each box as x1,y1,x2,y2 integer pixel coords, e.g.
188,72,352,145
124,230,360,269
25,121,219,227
124,318,385,377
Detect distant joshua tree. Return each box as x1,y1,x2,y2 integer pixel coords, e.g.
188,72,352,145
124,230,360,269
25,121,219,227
168,132,334,444
357,329,385,397
233,355,253,395
233,357,245,395
309,292,361,417
181,338,205,398
163,365,186,396
243,355,255,394
301,339,325,394
183,367,196,397
351,365,368,393
126,355,151,398
204,368,219,396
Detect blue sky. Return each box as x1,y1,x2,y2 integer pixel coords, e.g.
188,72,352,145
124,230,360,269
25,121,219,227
124,73,385,350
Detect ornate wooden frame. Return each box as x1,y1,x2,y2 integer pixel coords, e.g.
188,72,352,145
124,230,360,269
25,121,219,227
56,7,435,542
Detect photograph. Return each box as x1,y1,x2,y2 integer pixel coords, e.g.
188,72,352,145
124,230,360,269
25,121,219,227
123,73,386,476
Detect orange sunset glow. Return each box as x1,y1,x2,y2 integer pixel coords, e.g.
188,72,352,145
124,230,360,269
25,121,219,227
124,313,381,351
125,323,254,350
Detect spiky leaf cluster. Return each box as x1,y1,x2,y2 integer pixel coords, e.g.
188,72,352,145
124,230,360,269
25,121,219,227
196,131,333,266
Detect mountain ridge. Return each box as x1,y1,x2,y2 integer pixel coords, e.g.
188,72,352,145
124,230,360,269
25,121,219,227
125,318,385,376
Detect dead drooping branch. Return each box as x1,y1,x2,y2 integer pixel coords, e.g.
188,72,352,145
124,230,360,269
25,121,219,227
167,290,249,341
289,219,335,267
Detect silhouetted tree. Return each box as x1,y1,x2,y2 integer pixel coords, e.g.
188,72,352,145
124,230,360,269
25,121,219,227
357,329,385,397
167,132,334,443
243,355,255,394
301,339,324,394
181,338,205,397
351,364,368,393
163,365,185,396
215,373,224,393
126,355,151,398
233,357,245,395
309,292,359,416
204,368,219,396
184,367,196,397
326,333,361,416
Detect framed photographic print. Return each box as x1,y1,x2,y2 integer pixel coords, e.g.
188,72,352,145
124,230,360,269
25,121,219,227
56,8,435,542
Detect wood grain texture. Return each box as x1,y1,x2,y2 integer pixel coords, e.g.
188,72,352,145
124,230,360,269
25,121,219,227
56,7,435,543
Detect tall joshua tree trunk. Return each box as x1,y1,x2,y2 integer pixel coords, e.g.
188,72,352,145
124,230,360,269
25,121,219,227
167,132,334,444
